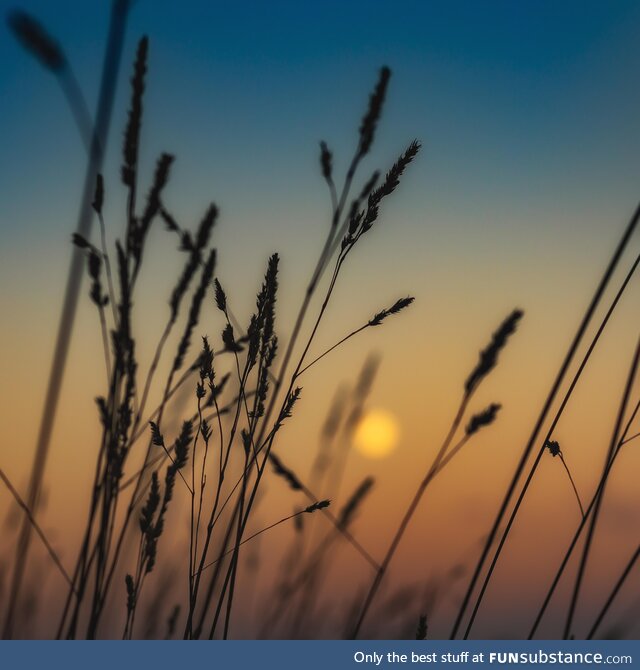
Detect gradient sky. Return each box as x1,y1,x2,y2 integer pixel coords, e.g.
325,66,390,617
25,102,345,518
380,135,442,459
2,0,640,639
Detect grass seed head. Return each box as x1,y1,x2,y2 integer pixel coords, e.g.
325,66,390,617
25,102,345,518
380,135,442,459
416,614,428,640
358,66,391,157
122,36,148,187
466,403,502,436
7,11,65,72
545,439,562,457
92,174,104,214
319,141,333,181
339,477,374,528
304,499,331,514
269,454,303,491
465,309,524,396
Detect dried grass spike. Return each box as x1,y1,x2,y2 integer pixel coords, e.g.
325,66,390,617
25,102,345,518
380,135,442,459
214,278,227,312
319,141,332,180
71,233,91,249
195,204,218,250
304,499,331,514
416,614,428,640
280,387,302,422
222,323,242,353
92,174,104,214
361,141,421,234
135,153,175,264
465,403,502,436
149,421,164,448
172,249,217,372
369,296,415,326
377,140,421,198
339,477,374,528
122,36,148,187
160,207,179,232
7,11,65,72
139,471,160,533
321,386,348,441
172,420,193,470
359,66,391,157
269,453,303,491
199,336,215,386
125,574,135,613
464,309,524,396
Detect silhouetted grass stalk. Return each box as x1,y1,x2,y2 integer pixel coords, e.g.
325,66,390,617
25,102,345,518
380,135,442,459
452,231,640,640
3,1,130,640
586,542,640,640
559,454,585,519
562,332,640,638
351,310,521,639
199,73,419,638
545,441,585,519
0,468,74,592
527,392,640,639
197,501,332,574
349,394,468,639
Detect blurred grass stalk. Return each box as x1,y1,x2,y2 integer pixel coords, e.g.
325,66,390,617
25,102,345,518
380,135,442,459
2,0,131,639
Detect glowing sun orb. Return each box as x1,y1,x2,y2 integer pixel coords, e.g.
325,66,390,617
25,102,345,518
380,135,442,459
353,409,400,459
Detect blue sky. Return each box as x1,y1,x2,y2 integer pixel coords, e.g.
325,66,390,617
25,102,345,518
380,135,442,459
4,0,640,403
4,1,640,239
4,0,640,355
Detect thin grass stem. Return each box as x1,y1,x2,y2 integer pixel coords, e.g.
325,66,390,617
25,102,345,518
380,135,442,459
562,332,640,639
453,237,640,640
587,542,640,640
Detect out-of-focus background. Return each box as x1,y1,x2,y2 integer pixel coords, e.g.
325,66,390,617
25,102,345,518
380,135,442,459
1,0,640,639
